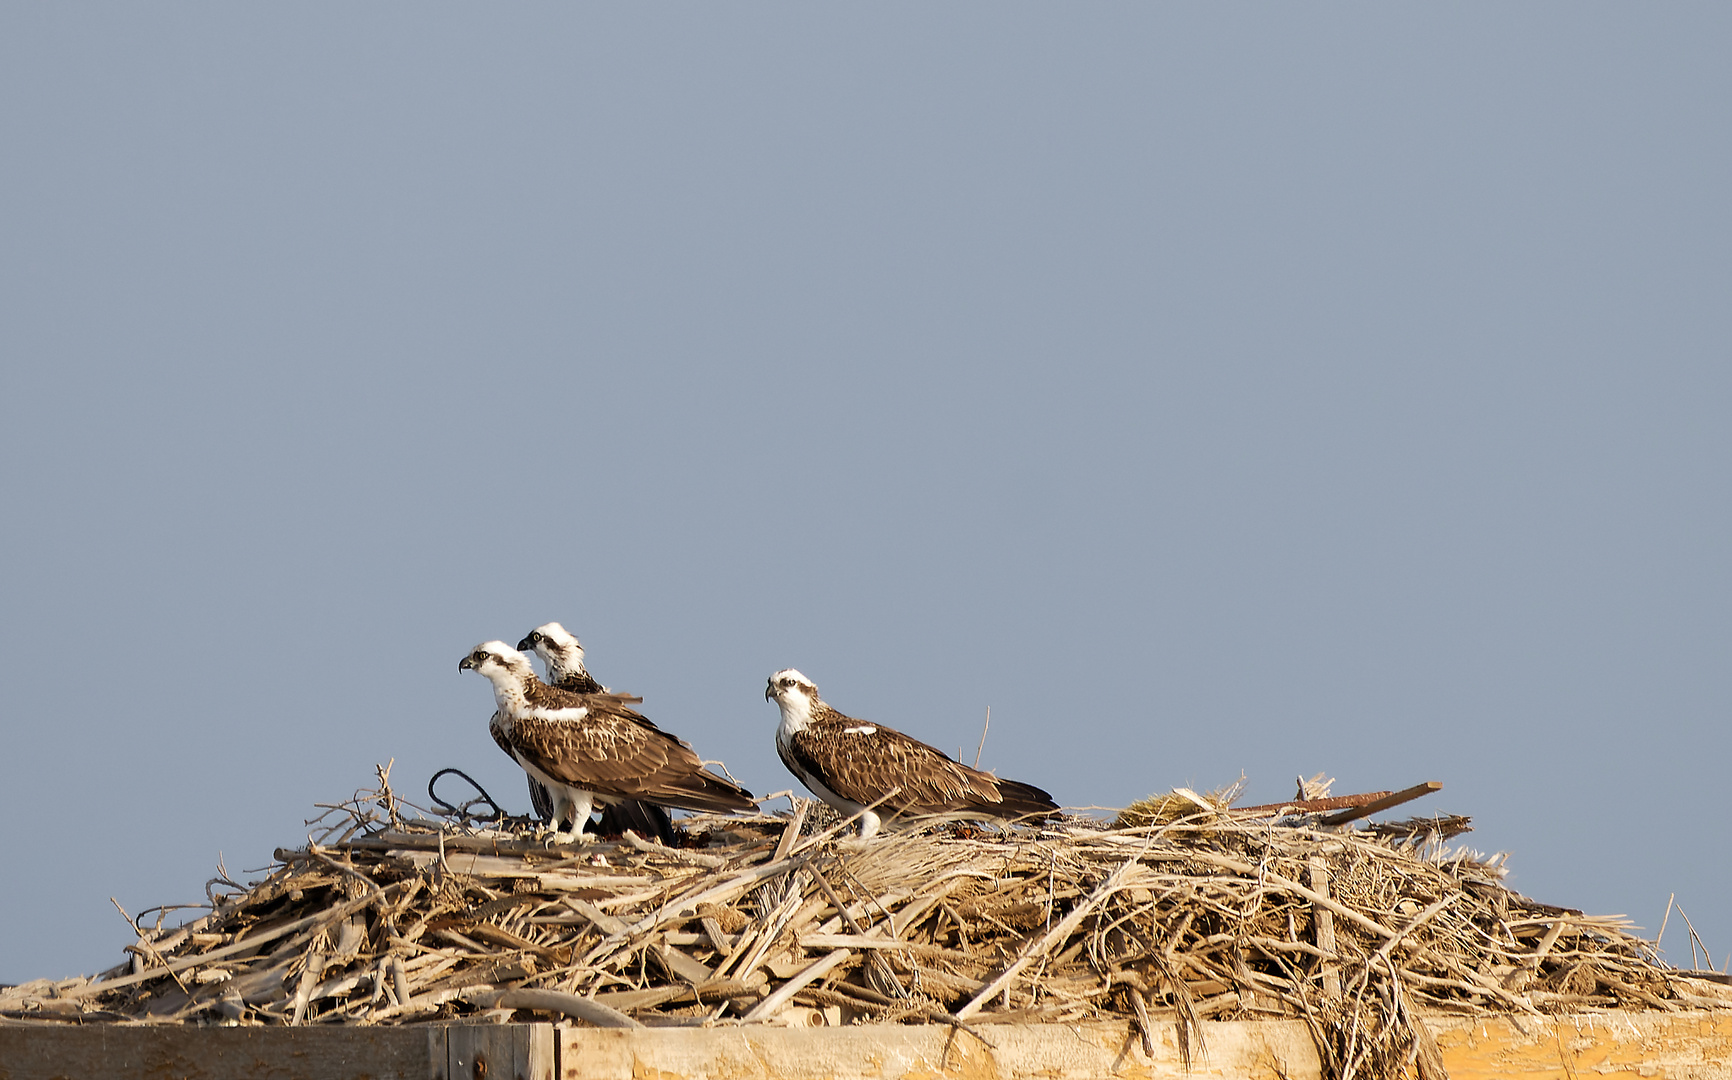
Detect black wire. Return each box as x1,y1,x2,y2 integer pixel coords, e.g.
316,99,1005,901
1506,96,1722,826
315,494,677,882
426,767,507,823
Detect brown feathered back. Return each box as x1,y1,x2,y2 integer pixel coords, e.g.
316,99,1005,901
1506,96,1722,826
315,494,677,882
780,704,1056,820
507,681,754,814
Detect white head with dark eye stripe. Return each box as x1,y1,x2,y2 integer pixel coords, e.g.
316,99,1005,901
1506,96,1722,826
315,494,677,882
459,642,537,706
766,669,821,731
516,622,586,681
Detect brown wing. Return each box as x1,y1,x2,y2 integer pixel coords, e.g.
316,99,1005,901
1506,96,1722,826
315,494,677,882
508,702,753,814
491,710,555,820
552,671,607,695
535,674,667,733
789,718,1013,816
525,680,643,712
489,710,514,759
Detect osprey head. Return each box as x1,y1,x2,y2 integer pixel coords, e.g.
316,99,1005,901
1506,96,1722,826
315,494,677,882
458,641,535,683
516,621,585,674
766,668,818,705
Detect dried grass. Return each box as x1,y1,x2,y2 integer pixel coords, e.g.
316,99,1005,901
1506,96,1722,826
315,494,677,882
4,767,1726,1080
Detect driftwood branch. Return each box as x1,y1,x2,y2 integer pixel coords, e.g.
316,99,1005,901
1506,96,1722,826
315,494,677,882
9,763,1713,1080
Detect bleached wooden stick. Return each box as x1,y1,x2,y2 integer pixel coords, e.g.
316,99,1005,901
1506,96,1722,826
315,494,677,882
742,949,851,1021
955,851,1142,1019
463,987,643,1028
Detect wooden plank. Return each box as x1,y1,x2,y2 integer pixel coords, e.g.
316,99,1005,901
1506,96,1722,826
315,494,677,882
447,1023,554,1080
558,1020,1324,1079
0,1024,433,1080
1307,855,1341,1001
7,1014,1732,1080
1429,1011,1732,1079
527,1024,555,1080
554,1014,1732,1080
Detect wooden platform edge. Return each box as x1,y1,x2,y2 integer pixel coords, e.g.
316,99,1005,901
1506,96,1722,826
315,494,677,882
4,1011,1732,1080
560,1011,1732,1079
0,1021,552,1080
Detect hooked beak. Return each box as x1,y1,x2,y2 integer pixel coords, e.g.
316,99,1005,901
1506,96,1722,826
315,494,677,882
764,680,775,702
514,636,534,651
458,656,476,672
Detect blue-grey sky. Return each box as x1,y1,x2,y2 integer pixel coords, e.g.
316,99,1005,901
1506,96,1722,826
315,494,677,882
3,6,1728,984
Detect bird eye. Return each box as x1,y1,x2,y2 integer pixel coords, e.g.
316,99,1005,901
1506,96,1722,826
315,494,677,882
530,633,542,643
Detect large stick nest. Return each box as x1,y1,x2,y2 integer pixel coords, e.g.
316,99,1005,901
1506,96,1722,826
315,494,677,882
5,770,1726,1080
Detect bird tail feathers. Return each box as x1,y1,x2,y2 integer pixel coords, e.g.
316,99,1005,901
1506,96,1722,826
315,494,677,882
655,771,757,814
595,799,678,845
991,778,1060,818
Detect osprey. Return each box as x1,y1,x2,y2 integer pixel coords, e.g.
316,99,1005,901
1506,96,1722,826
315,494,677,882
461,642,755,843
516,622,604,693
515,622,676,845
765,668,1058,839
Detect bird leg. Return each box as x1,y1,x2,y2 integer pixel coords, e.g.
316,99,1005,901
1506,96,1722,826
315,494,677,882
550,791,597,845
856,809,883,841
